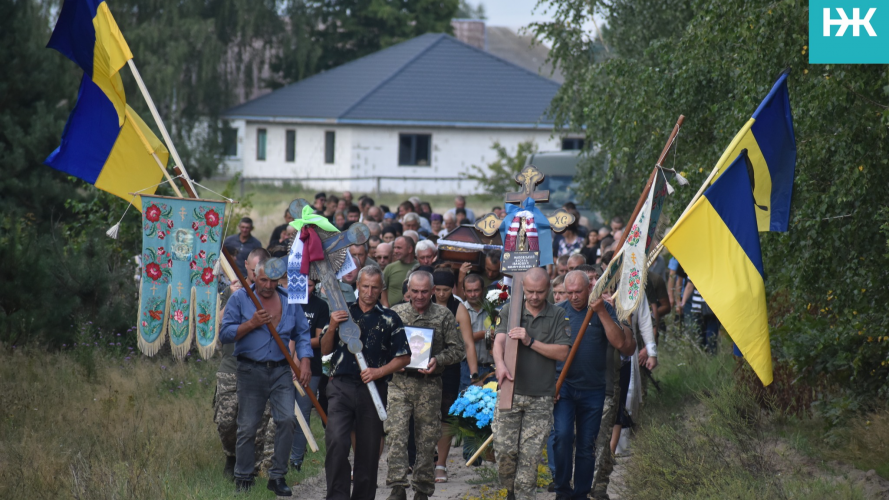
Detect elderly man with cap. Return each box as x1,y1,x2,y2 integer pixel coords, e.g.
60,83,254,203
387,271,465,500
220,256,313,496
492,267,572,500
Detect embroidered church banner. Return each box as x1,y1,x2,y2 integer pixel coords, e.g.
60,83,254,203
138,194,226,360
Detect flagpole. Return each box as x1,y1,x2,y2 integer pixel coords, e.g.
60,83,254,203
648,118,755,265
556,115,684,394
126,59,198,197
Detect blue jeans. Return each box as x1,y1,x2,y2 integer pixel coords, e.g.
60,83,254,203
234,361,296,481
290,375,321,466
460,360,495,461
552,384,606,499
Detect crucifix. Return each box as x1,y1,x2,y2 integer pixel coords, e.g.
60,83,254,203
179,206,188,221
176,281,184,297
288,200,388,421
473,165,575,410
151,282,158,295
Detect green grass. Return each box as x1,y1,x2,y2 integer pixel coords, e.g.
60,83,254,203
0,342,326,499
623,326,884,499
199,178,501,244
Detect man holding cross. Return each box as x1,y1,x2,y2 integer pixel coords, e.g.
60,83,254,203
220,255,313,496
492,267,572,500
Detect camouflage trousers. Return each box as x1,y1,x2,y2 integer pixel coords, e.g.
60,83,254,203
385,374,443,496
213,372,275,473
591,394,617,499
492,394,552,500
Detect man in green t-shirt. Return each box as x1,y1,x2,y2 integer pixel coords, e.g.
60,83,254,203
381,236,416,307
492,267,572,500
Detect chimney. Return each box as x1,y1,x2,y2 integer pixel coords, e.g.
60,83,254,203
451,19,486,50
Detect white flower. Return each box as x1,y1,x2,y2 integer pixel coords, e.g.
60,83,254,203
486,290,501,302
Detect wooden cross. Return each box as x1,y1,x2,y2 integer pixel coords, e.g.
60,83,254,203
288,199,388,421
472,165,575,410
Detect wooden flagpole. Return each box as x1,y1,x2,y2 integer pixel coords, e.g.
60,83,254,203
126,59,198,197
647,117,755,265
555,115,684,396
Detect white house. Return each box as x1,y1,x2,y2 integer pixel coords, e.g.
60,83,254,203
221,33,580,194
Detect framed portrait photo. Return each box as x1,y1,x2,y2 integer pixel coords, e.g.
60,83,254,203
405,326,435,371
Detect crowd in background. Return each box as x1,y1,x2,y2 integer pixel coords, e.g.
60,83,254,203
216,190,721,500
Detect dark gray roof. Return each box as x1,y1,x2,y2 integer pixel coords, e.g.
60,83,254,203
222,33,561,128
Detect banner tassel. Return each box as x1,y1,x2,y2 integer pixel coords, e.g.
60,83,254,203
106,222,120,240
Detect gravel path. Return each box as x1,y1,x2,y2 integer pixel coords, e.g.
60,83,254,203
287,444,627,500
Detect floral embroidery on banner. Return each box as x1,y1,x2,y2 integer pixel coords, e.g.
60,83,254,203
191,206,222,244
143,247,172,283
189,249,218,287
140,296,166,343
169,297,190,344
144,203,174,239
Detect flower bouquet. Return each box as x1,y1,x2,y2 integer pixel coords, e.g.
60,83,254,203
448,382,499,457
482,286,510,352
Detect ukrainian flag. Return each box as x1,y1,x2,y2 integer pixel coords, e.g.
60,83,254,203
663,150,773,385
45,0,165,209
710,71,797,232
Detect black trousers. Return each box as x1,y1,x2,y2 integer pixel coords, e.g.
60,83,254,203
325,376,388,500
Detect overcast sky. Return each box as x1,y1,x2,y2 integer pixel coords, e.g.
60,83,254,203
479,0,603,40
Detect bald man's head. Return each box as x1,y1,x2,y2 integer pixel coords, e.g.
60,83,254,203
522,267,550,310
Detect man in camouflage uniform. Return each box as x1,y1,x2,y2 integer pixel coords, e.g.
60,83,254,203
213,248,275,479
492,268,572,500
590,347,621,500
387,271,465,500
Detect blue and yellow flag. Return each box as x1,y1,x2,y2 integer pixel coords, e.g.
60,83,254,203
663,150,773,385
45,0,165,209
710,71,796,232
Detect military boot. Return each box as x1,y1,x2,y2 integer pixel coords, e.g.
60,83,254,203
387,486,407,500
414,493,429,500
223,456,236,481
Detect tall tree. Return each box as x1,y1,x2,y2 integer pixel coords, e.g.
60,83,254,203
532,0,889,405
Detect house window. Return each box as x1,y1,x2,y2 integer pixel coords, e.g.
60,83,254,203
325,131,335,164
222,127,238,157
256,128,267,161
285,130,296,162
562,137,584,150
398,134,431,166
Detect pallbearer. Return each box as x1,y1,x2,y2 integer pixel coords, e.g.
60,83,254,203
492,267,571,500
321,266,411,500
220,256,312,497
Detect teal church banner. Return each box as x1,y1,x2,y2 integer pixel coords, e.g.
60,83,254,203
138,194,227,360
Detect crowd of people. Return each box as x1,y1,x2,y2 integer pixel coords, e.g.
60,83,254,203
215,191,720,500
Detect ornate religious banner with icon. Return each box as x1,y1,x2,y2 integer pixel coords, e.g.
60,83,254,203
138,194,227,360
